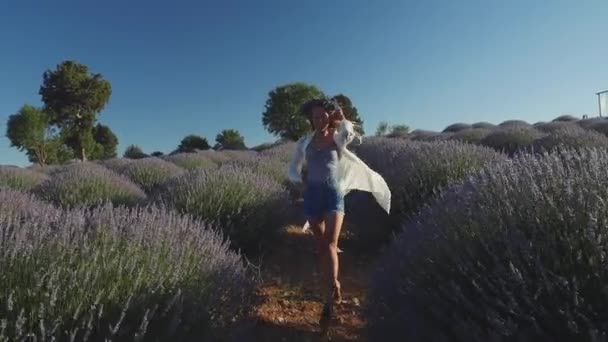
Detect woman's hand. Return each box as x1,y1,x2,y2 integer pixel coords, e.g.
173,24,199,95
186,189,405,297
332,107,345,121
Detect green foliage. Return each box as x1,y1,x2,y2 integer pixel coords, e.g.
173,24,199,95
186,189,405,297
151,151,164,157
123,144,147,159
387,124,409,138
5,104,59,166
91,123,118,159
39,60,112,161
214,129,246,150
261,82,325,141
176,134,210,153
375,121,389,136
374,122,409,138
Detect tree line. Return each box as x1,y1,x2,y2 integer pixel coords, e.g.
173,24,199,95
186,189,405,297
6,60,408,166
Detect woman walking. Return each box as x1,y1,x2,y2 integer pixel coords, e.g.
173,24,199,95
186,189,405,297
287,98,391,331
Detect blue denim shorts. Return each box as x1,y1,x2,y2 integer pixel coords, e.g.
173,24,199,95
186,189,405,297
303,181,345,219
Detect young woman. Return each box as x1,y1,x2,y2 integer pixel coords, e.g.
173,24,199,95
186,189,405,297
287,98,392,328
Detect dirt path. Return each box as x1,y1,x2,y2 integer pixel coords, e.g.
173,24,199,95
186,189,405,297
248,224,374,341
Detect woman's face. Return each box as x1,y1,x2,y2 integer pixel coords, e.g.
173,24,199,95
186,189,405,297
311,105,329,131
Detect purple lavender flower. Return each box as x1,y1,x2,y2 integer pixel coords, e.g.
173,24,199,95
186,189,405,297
0,166,49,191
33,162,147,208
157,163,291,253
112,157,185,193
349,137,505,247
480,126,545,156
162,152,217,170
0,193,256,340
366,147,608,341
449,127,493,145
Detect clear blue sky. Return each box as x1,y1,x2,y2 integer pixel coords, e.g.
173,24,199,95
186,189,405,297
1,0,607,166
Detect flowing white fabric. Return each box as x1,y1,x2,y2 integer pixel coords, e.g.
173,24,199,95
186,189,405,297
287,120,391,231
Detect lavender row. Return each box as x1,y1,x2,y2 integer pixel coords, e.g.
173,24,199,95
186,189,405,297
0,188,256,341
366,147,608,340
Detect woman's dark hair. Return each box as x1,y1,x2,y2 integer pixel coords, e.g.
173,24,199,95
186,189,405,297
300,98,341,128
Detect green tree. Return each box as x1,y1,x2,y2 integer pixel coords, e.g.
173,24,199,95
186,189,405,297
123,145,147,159
5,104,59,166
262,82,325,141
388,124,409,138
375,121,390,136
39,60,112,162
214,129,246,150
331,94,365,135
176,135,210,153
151,151,164,157
91,123,118,159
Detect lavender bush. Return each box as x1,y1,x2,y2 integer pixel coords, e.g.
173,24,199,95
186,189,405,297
157,164,291,253
471,121,496,129
215,150,259,163
0,194,256,341
33,163,147,208
225,156,289,186
498,119,531,128
366,147,608,341
533,125,608,152
533,120,579,133
448,127,492,145
552,114,579,122
0,166,49,191
113,157,185,194
408,130,453,142
480,126,545,156
259,141,297,163
350,138,505,245
442,122,471,133
162,153,217,170
585,120,608,137
0,187,60,218
577,117,608,130
97,157,134,173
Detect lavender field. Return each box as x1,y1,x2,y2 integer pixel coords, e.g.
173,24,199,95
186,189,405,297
2,115,608,340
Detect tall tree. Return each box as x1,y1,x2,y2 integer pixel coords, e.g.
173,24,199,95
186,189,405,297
176,135,210,153
375,121,389,136
262,82,325,141
123,145,147,159
39,60,112,162
5,104,59,166
331,94,365,135
214,129,246,150
91,123,118,159
387,124,409,138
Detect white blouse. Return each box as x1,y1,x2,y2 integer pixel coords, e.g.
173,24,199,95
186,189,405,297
287,119,392,215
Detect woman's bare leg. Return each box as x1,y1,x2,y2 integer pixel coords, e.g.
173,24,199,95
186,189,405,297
308,218,326,281
323,210,344,303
